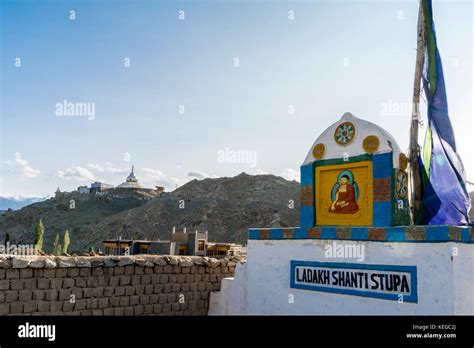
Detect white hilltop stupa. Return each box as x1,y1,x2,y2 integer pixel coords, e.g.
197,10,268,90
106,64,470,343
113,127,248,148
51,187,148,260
116,165,143,189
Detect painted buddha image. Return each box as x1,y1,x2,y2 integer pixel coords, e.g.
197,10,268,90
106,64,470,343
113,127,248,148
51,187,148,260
329,171,359,214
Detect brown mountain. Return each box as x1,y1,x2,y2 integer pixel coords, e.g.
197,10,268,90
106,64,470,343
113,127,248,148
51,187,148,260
0,173,300,252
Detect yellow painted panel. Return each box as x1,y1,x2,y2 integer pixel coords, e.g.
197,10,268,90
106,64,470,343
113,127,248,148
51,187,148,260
315,161,373,226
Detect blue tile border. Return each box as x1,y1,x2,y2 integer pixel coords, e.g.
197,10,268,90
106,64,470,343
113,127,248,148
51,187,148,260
248,225,473,243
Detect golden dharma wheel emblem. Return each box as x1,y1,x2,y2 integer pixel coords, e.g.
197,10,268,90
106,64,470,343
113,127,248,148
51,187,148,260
362,135,379,154
399,153,408,170
395,170,408,199
312,143,326,160
334,122,356,146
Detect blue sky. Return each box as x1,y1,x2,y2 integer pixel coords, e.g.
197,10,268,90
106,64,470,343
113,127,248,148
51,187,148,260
1,0,472,197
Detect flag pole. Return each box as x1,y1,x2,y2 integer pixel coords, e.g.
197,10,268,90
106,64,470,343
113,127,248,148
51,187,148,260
409,0,425,224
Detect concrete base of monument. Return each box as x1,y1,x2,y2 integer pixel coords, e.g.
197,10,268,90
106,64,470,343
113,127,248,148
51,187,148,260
209,238,474,315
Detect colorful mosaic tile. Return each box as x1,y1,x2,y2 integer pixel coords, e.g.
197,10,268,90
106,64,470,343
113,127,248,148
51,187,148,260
406,226,426,241
300,185,314,207
248,226,473,243
368,228,386,241
259,229,270,239
282,228,294,239
373,178,391,202
336,227,351,239
307,227,321,238
448,226,462,241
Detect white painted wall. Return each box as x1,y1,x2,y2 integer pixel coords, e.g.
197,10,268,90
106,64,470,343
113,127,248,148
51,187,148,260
213,239,474,315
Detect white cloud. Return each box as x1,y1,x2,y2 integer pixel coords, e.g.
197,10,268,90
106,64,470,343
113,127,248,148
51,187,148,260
279,168,299,182
57,167,95,181
255,169,268,175
4,156,41,178
141,168,186,191
186,171,209,180
87,163,128,174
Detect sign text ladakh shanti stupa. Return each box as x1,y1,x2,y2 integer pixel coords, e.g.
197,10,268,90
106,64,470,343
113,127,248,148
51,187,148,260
210,0,473,315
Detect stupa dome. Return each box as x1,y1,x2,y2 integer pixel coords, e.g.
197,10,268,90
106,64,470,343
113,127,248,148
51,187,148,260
302,112,404,169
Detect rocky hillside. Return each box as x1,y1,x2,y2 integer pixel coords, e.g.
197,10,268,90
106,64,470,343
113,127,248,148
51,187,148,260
0,192,148,252
0,173,300,252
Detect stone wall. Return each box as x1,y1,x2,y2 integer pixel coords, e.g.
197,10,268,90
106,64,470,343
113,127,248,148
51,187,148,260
0,255,241,316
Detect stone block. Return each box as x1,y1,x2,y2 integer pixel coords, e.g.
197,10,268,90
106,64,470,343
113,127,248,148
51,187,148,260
162,303,171,313
144,285,153,295
83,288,93,298
19,268,33,279
158,294,167,304
135,285,145,295
153,304,162,314
0,304,9,315
119,275,131,286
76,278,87,287
87,277,99,287
56,268,68,278
92,267,104,277
59,289,71,301
139,295,150,305
68,268,80,277
6,269,19,279
32,290,45,301
19,290,32,302
38,301,51,312
131,275,141,286
134,306,144,315
125,286,134,296
144,304,154,314
109,297,120,307
0,280,8,290
113,307,125,316
93,287,104,297
45,290,58,301
103,308,114,316
130,295,139,305
109,276,120,287
98,298,109,309
10,279,24,291
119,297,130,306
79,268,91,277
50,278,63,289
5,291,18,302
10,302,23,314
86,298,98,309
149,294,158,304
63,278,75,288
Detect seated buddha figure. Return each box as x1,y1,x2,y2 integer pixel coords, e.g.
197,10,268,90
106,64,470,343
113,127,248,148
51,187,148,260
329,175,359,214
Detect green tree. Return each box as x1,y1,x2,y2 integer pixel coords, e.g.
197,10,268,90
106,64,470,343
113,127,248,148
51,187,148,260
63,229,70,254
53,233,62,255
4,233,10,246
34,219,44,252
